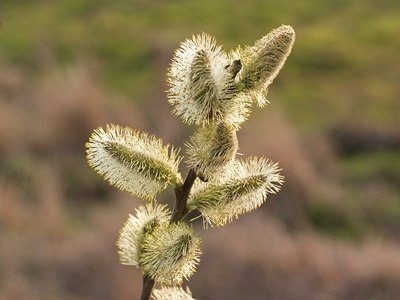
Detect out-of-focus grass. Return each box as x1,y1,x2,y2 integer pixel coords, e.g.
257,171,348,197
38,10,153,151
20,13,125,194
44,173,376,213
340,151,400,185
305,149,400,240
1,0,399,129
306,200,366,241
337,150,400,239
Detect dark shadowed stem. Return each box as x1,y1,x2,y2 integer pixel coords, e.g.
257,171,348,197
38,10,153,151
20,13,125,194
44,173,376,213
140,275,155,300
139,169,197,300
171,169,197,222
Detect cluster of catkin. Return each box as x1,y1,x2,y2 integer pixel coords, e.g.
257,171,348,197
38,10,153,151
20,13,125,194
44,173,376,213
86,25,295,299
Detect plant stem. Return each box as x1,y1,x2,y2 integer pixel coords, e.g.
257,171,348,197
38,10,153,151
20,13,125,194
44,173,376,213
139,169,197,299
140,275,155,300
171,169,197,222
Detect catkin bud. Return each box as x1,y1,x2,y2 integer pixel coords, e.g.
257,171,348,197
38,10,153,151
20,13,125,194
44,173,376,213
186,121,238,181
167,33,239,125
235,25,295,107
140,222,201,285
86,124,182,200
187,157,284,227
152,286,196,300
117,203,171,267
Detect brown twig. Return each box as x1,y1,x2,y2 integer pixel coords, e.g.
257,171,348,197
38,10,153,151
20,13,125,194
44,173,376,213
139,169,197,299
171,169,197,223
140,274,155,300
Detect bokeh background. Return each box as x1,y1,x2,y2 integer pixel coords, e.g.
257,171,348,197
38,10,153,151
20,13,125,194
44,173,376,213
1,0,400,299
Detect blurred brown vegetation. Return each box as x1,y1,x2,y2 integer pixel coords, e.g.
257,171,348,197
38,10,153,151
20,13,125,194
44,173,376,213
1,0,400,299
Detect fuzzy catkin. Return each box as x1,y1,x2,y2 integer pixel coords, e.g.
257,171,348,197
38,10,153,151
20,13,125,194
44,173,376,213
188,157,284,227
152,287,196,300
140,222,201,285
86,124,182,200
234,25,295,107
186,121,238,181
117,203,171,266
167,33,244,125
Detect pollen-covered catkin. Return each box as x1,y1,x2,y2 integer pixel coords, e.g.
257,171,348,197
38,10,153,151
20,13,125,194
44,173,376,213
140,222,201,285
117,203,171,267
186,121,238,181
233,25,295,107
86,124,183,200
167,33,239,125
151,286,196,300
187,157,284,226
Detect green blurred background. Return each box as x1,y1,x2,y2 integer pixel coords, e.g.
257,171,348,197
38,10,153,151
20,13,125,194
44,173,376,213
1,0,399,299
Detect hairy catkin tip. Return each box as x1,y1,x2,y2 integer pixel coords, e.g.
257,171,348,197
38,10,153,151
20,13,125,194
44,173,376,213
237,25,295,107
